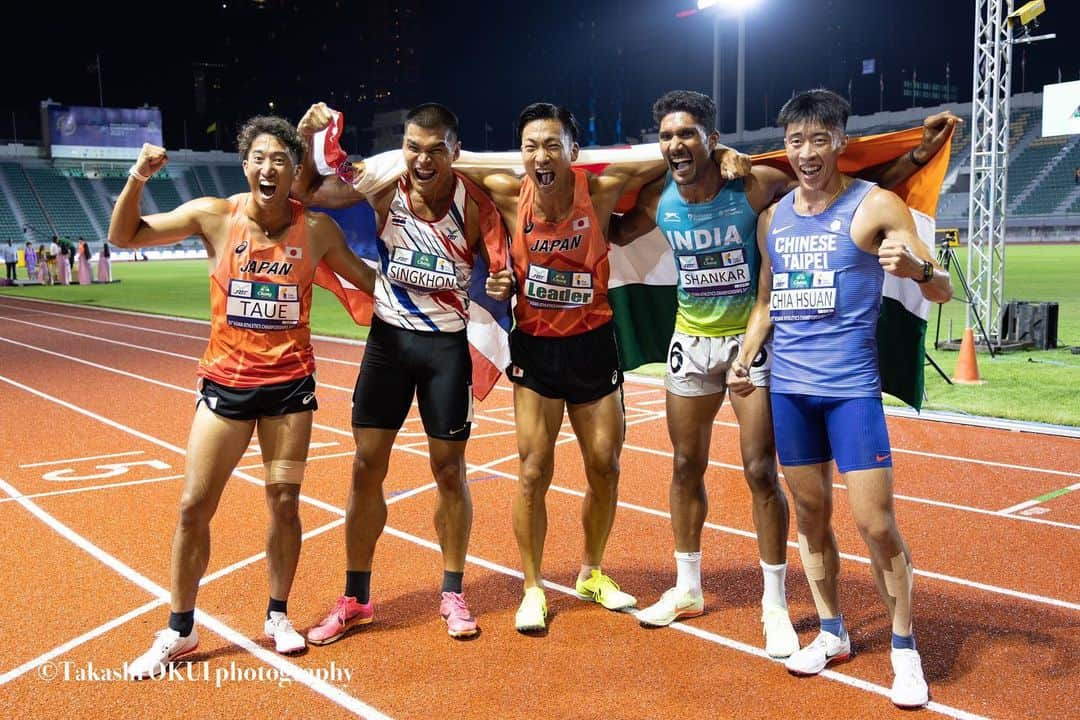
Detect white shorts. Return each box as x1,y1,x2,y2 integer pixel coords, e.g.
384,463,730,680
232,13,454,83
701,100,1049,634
664,331,771,397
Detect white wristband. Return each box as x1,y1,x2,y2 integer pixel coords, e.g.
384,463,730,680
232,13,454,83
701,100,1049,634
352,150,405,195
128,166,150,183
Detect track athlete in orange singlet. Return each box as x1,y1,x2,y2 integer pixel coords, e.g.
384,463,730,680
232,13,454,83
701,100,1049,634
464,103,750,632
109,117,376,678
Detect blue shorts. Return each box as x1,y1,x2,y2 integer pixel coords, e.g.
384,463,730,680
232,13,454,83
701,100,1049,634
771,393,893,473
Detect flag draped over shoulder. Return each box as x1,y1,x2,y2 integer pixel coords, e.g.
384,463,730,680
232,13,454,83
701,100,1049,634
607,126,951,410
309,113,511,401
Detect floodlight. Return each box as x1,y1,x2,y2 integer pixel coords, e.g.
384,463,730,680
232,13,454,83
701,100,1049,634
1007,0,1045,29
697,0,761,12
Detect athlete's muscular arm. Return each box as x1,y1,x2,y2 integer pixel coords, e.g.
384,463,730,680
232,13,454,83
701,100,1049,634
590,145,750,220
856,188,952,304
310,211,376,296
608,176,663,247
292,102,405,209
728,203,777,398
859,111,961,189
108,143,228,253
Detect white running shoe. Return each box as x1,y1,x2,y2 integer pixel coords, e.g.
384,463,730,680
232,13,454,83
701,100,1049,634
761,605,800,658
264,613,306,654
127,628,199,680
890,648,929,708
635,586,704,628
784,630,851,676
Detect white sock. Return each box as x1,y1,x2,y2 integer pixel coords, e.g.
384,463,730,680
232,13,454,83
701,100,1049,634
674,551,702,595
760,559,788,610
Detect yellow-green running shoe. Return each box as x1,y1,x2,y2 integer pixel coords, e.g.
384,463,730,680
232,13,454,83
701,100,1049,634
575,569,636,611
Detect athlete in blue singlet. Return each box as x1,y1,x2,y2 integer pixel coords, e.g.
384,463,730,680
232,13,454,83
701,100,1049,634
731,89,952,709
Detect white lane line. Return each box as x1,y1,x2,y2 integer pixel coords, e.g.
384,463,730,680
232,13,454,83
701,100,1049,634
20,450,144,468
0,477,393,719
0,379,1043,718
0,473,186,504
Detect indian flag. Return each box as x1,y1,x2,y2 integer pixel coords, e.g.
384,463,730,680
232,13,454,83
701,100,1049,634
609,125,952,410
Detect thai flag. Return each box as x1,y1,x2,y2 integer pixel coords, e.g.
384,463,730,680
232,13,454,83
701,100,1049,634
313,201,512,401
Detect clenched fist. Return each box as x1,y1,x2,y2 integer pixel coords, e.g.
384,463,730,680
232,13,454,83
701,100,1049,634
133,143,168,180
298,102,335,137
878,236,923,279
719,148,752,181
485,269,514,301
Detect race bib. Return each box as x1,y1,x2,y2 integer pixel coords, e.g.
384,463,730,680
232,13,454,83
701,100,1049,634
386,247,457,294
226,279,300,330
524,263,594,309
677,249,751,297
769,270,837,321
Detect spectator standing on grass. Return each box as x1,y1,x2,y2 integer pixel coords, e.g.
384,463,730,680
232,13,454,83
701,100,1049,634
37,244,52,285
56,239,71,285
76,239,92,285
2,240,16,281
24,242,36,279
96,242,111,282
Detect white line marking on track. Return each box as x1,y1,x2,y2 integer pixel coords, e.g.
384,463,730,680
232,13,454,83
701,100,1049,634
20,450,144,468
0,477,394,719
0,473,185,504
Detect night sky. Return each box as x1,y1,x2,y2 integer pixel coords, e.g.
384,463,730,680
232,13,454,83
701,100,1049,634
3,0,1079,154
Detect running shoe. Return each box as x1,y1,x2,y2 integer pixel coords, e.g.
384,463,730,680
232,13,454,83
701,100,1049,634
635,586,704,627
264,613,306,654
574,569,637,611
890,648,929,708
762,605,800,658
515,586,548,632
439,592,479,638
306,595,373,646
784,630,851,676
127,628,199,680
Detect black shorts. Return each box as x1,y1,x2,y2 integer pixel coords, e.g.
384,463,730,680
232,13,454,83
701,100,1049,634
507,322,623,404
196,375,317,420
351,317,473,440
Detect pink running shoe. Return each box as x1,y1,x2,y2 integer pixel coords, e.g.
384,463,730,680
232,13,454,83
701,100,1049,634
307,595,373,646
439,591,478,638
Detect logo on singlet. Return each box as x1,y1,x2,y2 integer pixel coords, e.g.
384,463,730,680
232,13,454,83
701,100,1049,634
523,220,534,234
235,241,248,255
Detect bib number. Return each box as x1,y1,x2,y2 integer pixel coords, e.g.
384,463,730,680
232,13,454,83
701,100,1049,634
524,263,594,309
769,271,837,321
677,249,751,297
387,247,457,294
226,280,300,330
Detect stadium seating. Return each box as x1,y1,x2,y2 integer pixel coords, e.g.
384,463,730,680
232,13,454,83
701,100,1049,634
0,162,53,239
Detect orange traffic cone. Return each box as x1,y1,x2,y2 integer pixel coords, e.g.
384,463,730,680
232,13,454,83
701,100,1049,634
952,327,985,385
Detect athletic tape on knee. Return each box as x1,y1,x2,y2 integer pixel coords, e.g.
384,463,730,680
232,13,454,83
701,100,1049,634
881,552,914,635
263,460,306,485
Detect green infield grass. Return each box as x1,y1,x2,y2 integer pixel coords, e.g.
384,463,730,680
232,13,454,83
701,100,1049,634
4,245,1078,425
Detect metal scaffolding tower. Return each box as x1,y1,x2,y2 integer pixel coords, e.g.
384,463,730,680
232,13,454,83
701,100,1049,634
966,0,1012,342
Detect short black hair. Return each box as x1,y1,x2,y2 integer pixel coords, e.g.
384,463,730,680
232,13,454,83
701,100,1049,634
405,103,460,142
777,89,850,132
652,90,717,131
517,102,579,144
236,115,304,165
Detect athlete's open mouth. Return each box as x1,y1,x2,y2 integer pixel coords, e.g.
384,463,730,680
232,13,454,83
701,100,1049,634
669,156,693,173
413,166,437,182
536,170,556,187
799,163,823,179
258,180,277,200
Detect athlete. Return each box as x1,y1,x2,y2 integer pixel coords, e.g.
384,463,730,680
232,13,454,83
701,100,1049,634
293,102,504,641
110,117,377,678
610,90,957,657
730,89,951,707
468,103,750,632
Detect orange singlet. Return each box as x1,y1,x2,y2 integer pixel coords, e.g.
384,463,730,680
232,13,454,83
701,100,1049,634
198,196,317,388
510,168,612,337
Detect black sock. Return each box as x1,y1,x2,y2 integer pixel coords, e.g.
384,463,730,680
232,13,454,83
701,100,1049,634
168,610,195,637
441,570,464,594
267,597,288,619
345,571,372,604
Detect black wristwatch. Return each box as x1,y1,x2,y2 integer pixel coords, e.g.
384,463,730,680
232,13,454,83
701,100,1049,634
915,260,933,284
